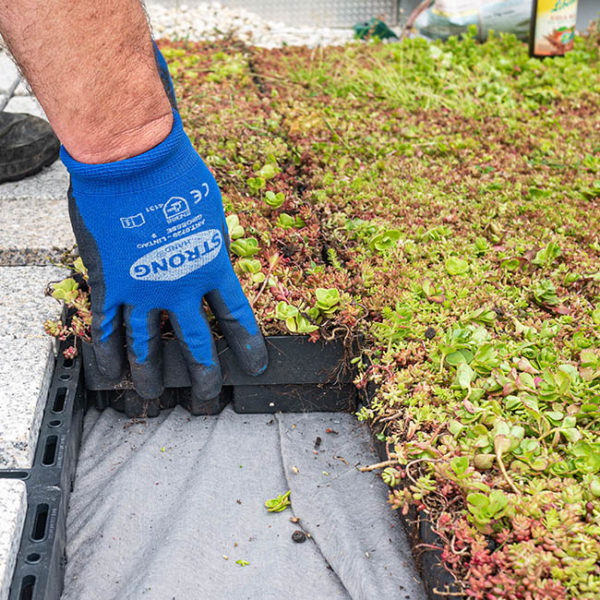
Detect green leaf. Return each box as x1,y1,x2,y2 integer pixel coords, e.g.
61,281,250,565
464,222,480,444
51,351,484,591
448,420,464,436
369,230,401,253
530,457,548,471
230,238,260,258
467,492,488,508
532,242,561,268
265,490,291,512
315,288,341,312
294,315,319,334
494,434,512,455
465,308,496,326
562,427,582,443
501,258,521,271
52,278,79,303
527,186,551,199
275,302,299,321
382,467,401,486
487,490,508,515
445,257,469,275
72,257,87,278
247,176,266,192
238,258,262,274
257,163,279,180
571,442,600,473
264,191,285,208
532,279,560,306
473,454,495,470
457,363,476,390
545,411,564,423
451,456,469,476
277,213,305,229
519,372,535,390
226,214,245,240
446,349,473,366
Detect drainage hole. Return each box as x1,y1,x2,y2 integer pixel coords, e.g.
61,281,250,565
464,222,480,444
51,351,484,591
19,575,36,600
52,388,67,413
42,436,58,466
62,357,73,369
4,471,28,480
31,504,49,541
25,553,41,564
49,420,61,428
59,373,71,381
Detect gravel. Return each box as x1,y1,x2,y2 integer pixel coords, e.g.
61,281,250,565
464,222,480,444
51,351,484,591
147,2,356,48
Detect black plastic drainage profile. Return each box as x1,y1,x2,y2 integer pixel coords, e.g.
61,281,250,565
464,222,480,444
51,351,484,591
374,438,462,600
82,335,358,416
0,345,85,600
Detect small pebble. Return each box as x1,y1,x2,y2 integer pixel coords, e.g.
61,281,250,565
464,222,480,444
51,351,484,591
424,327,436,340
292,530,307,543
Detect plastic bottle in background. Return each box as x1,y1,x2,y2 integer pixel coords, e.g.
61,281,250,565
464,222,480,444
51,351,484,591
529,0,579,57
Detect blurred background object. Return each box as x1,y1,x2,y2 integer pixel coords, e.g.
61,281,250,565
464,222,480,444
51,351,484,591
530,0,579,58
158,0,596,31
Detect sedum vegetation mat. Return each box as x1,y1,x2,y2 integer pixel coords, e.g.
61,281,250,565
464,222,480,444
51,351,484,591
74,31,600,599
159,30,600,600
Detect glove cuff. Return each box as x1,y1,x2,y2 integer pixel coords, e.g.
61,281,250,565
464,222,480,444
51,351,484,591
60,110,199,195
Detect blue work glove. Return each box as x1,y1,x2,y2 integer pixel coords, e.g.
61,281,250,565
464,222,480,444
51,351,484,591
61,110,268,406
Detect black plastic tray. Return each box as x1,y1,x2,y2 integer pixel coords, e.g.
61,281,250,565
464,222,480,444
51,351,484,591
82,335,357,415
0,347,85,600
374,439,462,600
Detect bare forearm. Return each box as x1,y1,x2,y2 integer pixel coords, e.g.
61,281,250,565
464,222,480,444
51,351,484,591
0,0,172,162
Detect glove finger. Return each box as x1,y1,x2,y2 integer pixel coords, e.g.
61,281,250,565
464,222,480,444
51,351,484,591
167,307,223,402
205,273,268,376
68,187,125,379
123,305,164,400
91,303,125,381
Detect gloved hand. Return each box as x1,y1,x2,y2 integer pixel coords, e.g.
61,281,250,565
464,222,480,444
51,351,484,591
61,110,268,407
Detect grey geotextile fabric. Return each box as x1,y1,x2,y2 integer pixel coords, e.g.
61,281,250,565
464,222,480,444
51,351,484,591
61,406,425,600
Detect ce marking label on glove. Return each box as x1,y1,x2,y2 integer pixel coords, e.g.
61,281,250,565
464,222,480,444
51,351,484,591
190,184,210,203
130,230,222,281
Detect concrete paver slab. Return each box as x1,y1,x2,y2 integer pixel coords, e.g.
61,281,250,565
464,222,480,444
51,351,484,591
4,95,46,119
0,479,26,600
0,53,18,96
13,79,31,96
0,159,72,266
0,337,55,469
0,158,67,202
0,193,74,266
0,266,66,340
0,266,63,469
